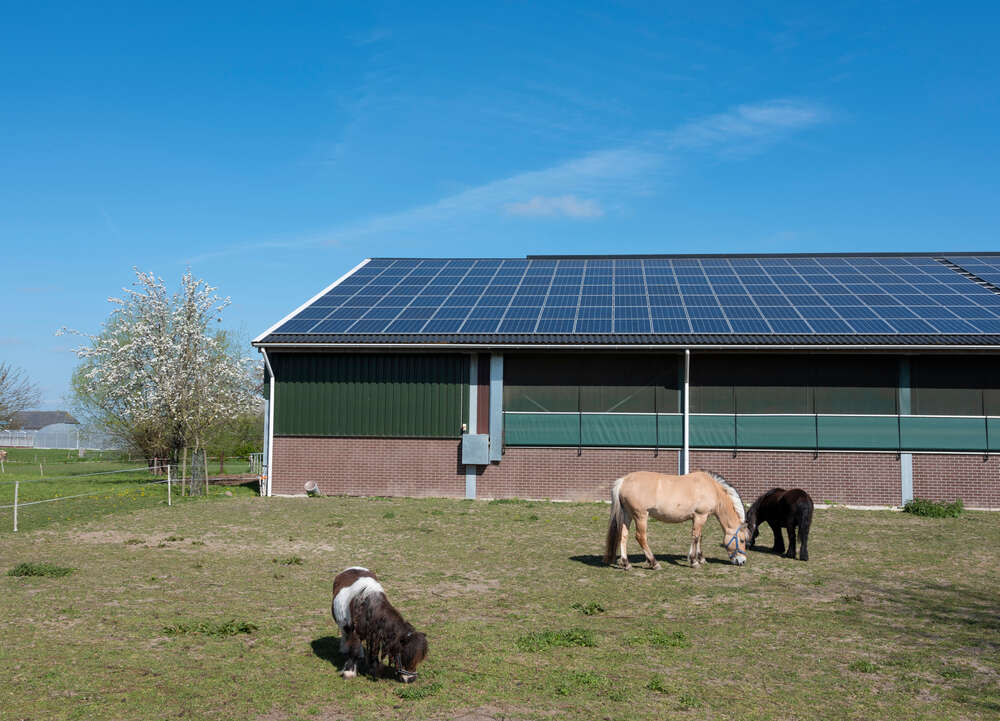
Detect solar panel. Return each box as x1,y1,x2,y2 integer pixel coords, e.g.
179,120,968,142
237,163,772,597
946,256,1000,288
268,255,1000,336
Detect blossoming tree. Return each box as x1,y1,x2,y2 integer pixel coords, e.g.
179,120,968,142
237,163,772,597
63,269,259,493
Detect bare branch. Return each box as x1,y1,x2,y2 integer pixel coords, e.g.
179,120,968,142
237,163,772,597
0,363,42,429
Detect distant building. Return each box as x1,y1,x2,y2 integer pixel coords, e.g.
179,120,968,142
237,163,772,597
253,252,1000,509
1,410,117,450
10,410,79,430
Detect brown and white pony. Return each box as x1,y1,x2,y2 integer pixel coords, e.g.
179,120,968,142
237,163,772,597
604,470,749,568
331,567,428,682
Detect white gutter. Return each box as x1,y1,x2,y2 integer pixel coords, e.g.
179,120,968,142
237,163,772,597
262,348,276,497
251,258,372,344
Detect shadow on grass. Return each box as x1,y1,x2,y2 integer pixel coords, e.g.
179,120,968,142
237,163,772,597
311,635,347,670
570,553,729,568
860,582,1000,635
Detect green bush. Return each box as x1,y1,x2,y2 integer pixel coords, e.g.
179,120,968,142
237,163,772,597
903,498,963,518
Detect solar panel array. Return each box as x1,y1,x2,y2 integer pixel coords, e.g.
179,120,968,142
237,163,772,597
948,255,1000,289
270,256,1000,336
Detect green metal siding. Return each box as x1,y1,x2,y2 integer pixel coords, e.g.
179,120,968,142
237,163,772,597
506,411,1000,451
817,416,899,450
504,413,682,447
504,413,579,446
900,417,991,451
272,353,468,438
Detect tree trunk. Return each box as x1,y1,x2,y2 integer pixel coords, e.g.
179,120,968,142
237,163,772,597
188,443,206,496
181,446,188,497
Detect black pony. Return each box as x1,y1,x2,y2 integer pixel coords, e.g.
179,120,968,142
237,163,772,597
745,488,813,561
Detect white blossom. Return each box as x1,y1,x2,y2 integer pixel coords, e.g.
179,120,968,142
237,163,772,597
60,268,259,454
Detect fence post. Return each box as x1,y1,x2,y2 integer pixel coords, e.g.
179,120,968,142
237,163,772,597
13,480,18,532
167,464,172,506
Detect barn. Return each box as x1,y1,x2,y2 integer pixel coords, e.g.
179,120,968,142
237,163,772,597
251,253,1000,509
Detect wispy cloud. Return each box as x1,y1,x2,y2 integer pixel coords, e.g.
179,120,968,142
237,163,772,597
665,99,828,153
504,195,604,219
188,99,829,262
319,146,658,244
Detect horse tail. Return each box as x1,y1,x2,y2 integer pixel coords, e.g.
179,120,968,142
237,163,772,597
799,492,814,531
604,477,629,564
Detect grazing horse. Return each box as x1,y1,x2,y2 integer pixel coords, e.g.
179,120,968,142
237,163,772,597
604,470,749,568
746,488,813,561
331,566,428,682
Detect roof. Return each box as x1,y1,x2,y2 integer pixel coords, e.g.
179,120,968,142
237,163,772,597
11,411,79,430
253,252,1000,349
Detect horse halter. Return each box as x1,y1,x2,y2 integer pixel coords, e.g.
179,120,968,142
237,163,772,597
724,523,749,560
395,656,418,682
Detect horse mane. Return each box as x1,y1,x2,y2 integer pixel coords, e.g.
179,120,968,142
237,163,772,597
354,590,427,674
704,471,745,522
747,488,786,520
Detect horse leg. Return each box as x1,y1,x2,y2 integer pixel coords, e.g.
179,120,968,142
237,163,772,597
768,520,785,555
784,522,797,559
618,517,632,570
694,514,708,565
341,628,363,679
689,514,708,567
634,514,661,570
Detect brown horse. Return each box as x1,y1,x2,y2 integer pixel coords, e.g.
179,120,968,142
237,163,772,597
604,470,749,568
746,488,814,561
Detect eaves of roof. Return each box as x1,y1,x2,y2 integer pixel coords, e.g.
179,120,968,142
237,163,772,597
254,332,1000,350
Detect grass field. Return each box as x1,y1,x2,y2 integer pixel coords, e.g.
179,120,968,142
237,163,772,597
1,494,997,721
0,449,258,533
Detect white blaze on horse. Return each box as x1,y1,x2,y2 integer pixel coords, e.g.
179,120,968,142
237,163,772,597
331,567,428,682
604,470,749,568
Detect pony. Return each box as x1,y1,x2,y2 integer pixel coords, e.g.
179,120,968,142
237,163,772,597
604,470,749,568
331,566,428,682
745,488,813,561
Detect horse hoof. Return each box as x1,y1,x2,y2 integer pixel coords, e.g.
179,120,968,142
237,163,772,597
650,562,662,570
341,669,356,679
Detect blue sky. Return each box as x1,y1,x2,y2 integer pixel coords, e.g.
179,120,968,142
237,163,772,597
2,2,999,408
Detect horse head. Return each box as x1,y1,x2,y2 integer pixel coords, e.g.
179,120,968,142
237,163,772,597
397,630,428,683
724,522,749,565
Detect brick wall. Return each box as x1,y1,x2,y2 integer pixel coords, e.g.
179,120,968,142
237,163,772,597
476,447,680,502
689,450,901,506
272,437,465,498
271,437,999,508
912,454,1000,509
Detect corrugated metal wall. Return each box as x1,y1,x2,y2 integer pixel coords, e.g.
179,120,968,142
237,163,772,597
272,353,468,438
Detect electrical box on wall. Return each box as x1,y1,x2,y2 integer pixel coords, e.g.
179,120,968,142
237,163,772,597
461,433,490,465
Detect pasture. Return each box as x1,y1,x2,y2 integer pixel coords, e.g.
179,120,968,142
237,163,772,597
0,448,257,533
1,494,997,721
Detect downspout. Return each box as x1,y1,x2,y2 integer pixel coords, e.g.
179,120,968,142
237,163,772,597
682,349,690,475
262,349,276,497
466,354,478,499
